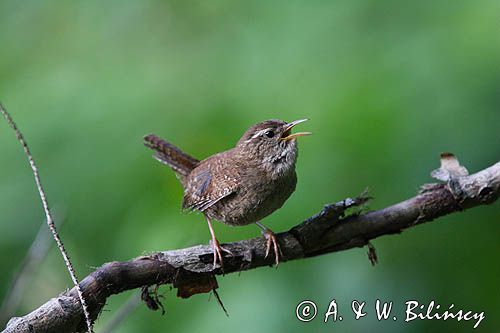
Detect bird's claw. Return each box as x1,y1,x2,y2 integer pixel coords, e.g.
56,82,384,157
210,238,232,269
263,230,282,267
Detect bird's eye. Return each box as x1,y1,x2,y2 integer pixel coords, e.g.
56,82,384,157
265,130,275,138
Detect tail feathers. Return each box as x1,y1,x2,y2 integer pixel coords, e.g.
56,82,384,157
144,134,199,178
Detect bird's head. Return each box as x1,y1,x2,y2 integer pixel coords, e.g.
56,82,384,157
236,119,311,176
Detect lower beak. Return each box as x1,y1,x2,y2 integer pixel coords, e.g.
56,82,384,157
281,119,312,141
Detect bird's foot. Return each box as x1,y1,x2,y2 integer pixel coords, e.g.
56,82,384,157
210,238,233,269
262,229,282,267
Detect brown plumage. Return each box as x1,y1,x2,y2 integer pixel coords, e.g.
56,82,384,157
143,134,199,184
144,119,310,267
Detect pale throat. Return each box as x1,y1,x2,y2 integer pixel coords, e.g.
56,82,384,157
261,145,297,178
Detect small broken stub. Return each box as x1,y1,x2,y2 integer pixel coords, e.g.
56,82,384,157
141,285,165,315
367,242,378,266
431,152,469,182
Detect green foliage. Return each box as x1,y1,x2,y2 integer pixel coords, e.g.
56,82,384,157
0,1,498,332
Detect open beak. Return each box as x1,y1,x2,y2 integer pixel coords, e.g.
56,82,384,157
280,118,312,141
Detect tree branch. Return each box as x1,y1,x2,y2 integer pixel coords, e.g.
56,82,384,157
3,156,499,333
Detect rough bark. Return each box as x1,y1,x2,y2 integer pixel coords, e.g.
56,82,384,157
3,158,499,333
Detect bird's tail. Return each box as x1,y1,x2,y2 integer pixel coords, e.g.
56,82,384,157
144,134,199,181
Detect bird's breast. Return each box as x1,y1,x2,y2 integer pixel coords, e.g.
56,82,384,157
206,168,297,226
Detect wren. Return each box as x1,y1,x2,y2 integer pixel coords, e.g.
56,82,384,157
144,119,310,267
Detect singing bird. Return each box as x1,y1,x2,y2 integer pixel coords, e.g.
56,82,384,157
144,119,310,267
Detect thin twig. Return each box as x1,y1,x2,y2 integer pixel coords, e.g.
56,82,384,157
0,216,64,326
0,104,93,333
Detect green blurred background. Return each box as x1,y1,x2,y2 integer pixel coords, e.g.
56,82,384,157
1,1,499,332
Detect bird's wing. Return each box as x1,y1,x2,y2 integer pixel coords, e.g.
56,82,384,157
182,159,239,212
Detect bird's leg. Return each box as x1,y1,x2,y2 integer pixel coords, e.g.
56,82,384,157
205,216,232,269
256,221,282,266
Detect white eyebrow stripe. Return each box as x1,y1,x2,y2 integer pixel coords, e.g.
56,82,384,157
246,128,271,142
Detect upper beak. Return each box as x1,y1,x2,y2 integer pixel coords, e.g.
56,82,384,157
280,118,312,141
